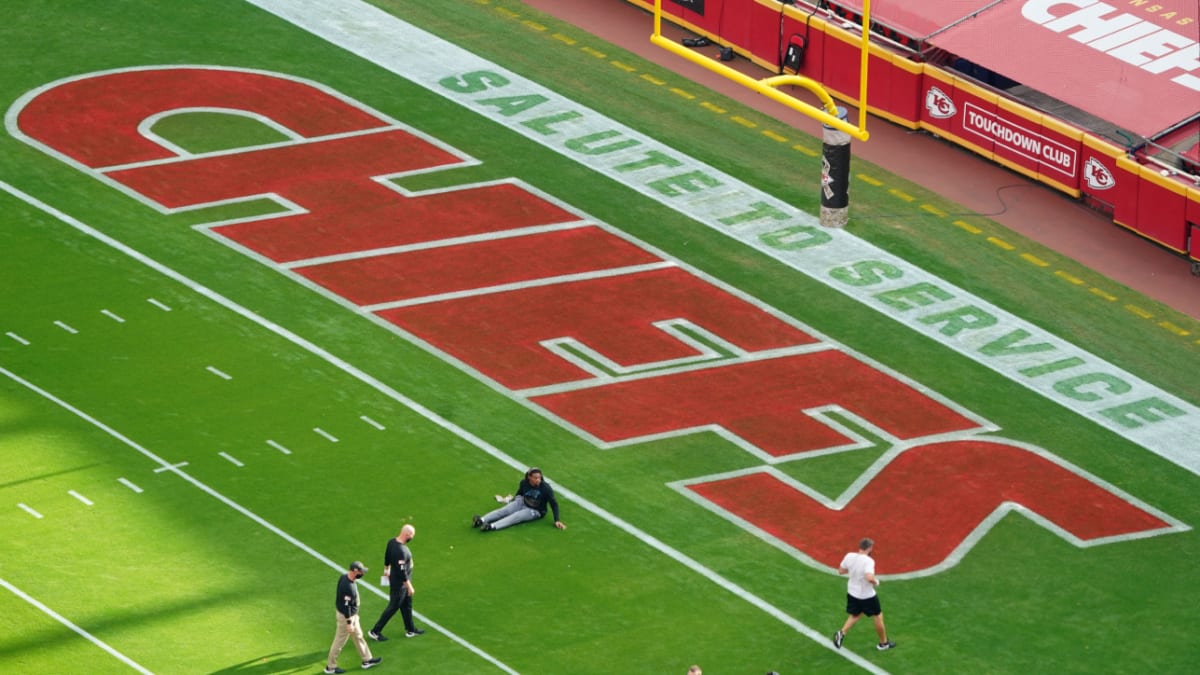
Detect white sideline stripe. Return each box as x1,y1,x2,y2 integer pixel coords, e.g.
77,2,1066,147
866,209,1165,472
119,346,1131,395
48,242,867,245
0,181,879,672
0,365,518,675
101,309,126,323
54,320,78,334
147,298,172,311
359,415,385,430
219,451,245,467
118,477,144,493
0,577,153,674
313,427,339,443
17,503,43,519
266,439,293,455
206,366,232,380
7,331,30,345
68,490,94,506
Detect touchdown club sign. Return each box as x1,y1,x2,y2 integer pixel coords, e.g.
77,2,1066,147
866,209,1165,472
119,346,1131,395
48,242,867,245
924,87,1082,181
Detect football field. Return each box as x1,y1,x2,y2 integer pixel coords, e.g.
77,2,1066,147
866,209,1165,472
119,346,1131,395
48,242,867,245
2,1,1199,674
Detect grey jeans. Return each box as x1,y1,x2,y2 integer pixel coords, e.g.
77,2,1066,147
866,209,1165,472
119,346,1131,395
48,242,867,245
482,499,543,530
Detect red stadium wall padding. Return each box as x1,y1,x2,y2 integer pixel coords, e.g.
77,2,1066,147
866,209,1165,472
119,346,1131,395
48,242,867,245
1079,135,1132,218
1112,155,1144,232
781,9,827,79
919,67,957,139
989,98,1043,183
1132,166,1189,253
875,53,921,129
1037,115,1083,197
817,21,871,101
948,77,998,160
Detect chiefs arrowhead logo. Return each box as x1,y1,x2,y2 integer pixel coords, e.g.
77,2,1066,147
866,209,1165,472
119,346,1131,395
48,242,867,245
1083,157,1115,191
925,86,956,119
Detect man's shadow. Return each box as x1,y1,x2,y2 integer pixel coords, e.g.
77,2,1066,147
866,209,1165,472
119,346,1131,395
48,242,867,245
208,650,326,674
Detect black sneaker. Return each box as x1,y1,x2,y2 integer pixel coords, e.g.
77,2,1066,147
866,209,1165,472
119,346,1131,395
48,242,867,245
362,656,382,669
833,630,844,649
324,668,345,675
480,521,493,532
472,514,483,528
367,630,387,642
876,640,896,651
406,628,426,638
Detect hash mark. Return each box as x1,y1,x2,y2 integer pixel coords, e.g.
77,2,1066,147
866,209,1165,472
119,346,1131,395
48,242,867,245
6,332,29,346
54,321,78,334
314,428,339,443
18,503,43,519
68,490,93,506
219,452,244,467
147,298,172,311
206,366,232,380
360,415,385,430
266,440,292,455
117,478,143,493
101,309,126,323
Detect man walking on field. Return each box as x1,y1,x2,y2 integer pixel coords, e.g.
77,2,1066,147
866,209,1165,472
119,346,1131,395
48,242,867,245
833,537,896,651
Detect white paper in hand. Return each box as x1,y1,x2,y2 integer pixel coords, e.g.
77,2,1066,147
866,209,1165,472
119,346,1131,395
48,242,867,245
380,576,390,587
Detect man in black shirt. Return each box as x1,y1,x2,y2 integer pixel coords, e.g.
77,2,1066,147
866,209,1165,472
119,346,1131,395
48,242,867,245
368,524,424,641
473,467,566,532
324,561,382,674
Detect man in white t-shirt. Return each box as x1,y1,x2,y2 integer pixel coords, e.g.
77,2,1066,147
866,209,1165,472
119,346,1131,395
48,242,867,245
832,538,896,651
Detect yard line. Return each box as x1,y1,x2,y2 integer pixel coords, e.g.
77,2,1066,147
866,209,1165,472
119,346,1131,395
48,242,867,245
205,366,232,380
313,427,338,443
68,490,94,506
266,439,293,455
17,503,43,519
101,309,126,323
0,180,881,673
1,365,518,675
147,297,172,311
6,331,30,345
118,477,144,493
0,577,153,674
53,320,78,334
359,415,385,430
218,451,245,467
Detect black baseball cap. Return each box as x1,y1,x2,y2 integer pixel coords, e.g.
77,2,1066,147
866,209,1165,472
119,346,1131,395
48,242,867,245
350,561,368,573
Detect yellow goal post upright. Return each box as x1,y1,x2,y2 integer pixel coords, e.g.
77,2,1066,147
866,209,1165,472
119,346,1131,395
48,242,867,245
650,0,871,142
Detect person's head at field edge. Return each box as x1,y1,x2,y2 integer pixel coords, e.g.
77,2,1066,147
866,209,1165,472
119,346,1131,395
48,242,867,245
348,561,368,580
399,524,415,543
859,537,874,555
525,467,543,487
687,666,701,675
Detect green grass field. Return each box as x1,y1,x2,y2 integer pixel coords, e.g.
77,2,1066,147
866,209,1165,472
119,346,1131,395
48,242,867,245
2,1,1199,674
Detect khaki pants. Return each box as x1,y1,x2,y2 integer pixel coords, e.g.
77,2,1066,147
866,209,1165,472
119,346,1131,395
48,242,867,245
327,612,372,668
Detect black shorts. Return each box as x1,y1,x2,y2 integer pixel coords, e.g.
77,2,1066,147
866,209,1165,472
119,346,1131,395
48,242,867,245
846,593,882,617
